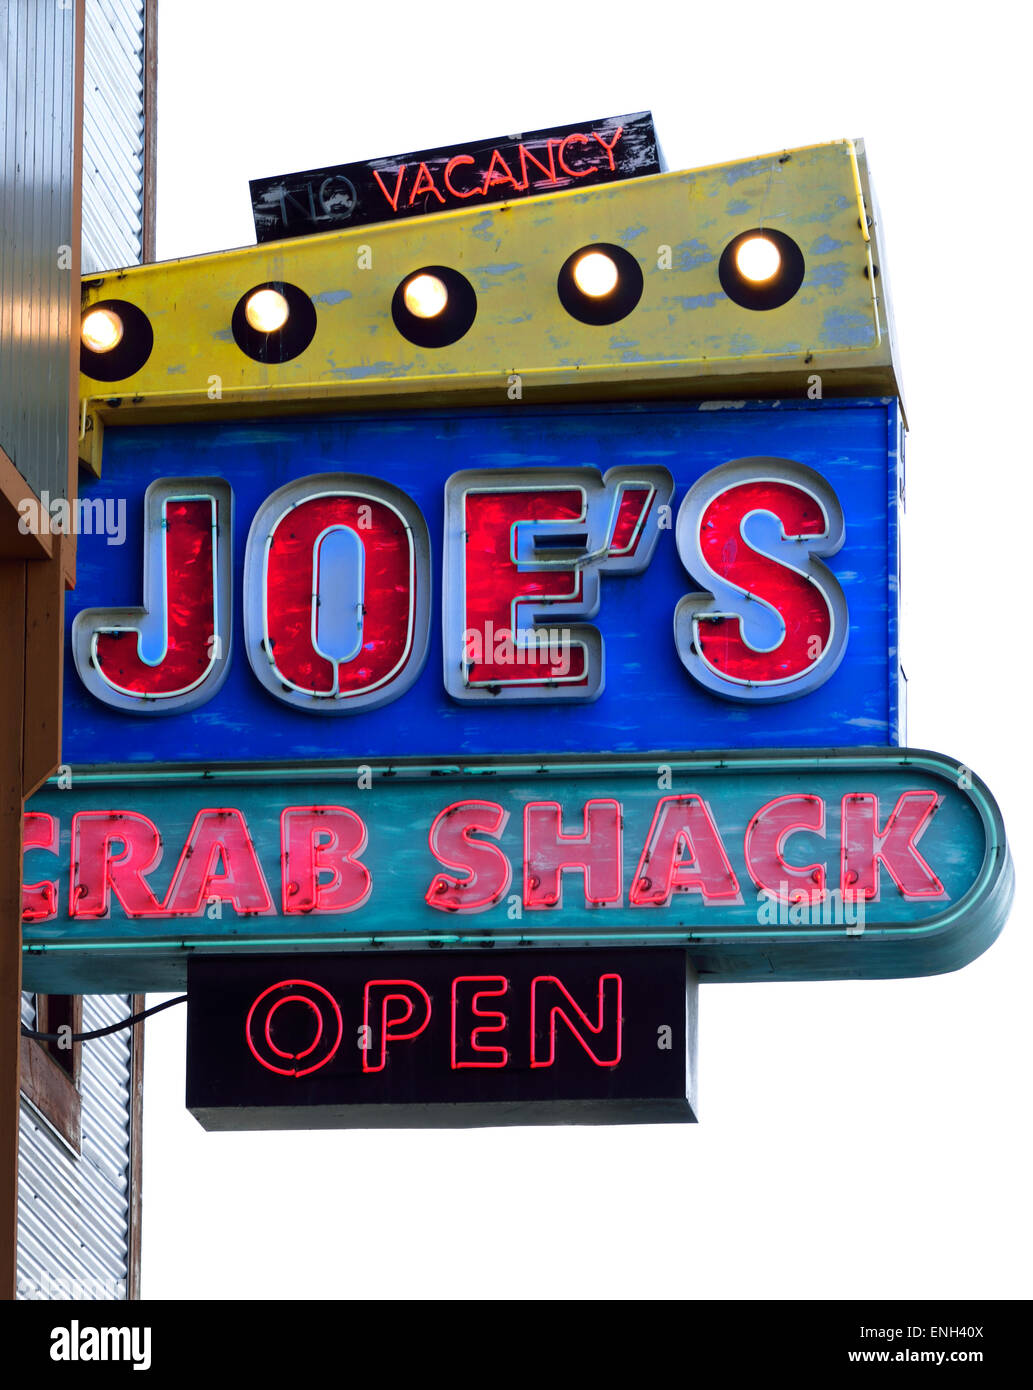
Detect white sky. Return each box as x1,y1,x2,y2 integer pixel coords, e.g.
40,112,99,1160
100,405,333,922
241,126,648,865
139,0,1032,1299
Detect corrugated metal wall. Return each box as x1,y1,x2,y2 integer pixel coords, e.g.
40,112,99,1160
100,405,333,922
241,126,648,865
82,0,145,273
17,996,133,1300
14,0,150,1301
0,0,77,501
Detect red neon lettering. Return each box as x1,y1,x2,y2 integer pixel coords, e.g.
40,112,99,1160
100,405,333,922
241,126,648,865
443,153,479,198
557,132,594,178
461,489,589,686
840,791,945,901
524,799,621,909
530,974,622,1068
630,795,740,905
22,812,59,922
70,811,164,919
517,141,558,187
696,480,833,683
425,800,511,912
451,975,509,1069
164,808,273,916
371,166,406,211
408,161,446,206
93,498,216,698
745,794,827,903
261,492,417,700
481,147,524,195
245,980,343,1078
609,486,653,556
280,806,371,914
591,125,623,171
362,980,432,1073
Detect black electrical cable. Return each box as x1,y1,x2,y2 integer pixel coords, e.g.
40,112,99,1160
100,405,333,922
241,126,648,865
21,994,187,1043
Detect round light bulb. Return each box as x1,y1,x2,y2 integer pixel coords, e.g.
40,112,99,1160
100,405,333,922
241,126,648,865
244,288,290,333
735,235,781,284
572,250,619,298
403,273,449,319
81,307,124,353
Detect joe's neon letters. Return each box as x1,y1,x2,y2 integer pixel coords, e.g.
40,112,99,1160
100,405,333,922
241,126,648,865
72,458,850,712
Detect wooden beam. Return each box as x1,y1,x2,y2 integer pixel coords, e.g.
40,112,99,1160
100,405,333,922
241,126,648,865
23,537,65,798
0,447,53,562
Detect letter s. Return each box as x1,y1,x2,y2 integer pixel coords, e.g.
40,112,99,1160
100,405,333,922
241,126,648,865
673,458,848,702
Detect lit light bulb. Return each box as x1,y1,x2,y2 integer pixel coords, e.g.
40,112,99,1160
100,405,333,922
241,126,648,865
244,288,290,333
572,250,619,298
735,235,781,284
403,273,449,319
81,308,124,353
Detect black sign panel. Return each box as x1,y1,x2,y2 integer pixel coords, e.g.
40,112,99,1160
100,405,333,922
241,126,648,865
249,112,662,242
187,948,695,1128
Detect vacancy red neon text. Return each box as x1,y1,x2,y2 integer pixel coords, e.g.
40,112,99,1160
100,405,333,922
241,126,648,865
370,128,627,210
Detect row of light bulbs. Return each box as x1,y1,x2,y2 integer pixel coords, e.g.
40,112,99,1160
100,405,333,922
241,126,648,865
81,236,785,356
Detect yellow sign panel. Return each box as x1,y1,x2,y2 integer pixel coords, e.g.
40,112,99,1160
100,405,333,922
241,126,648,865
79,138,898,446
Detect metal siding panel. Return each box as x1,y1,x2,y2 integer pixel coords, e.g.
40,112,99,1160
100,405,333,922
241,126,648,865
16,994,133,1301
81,0,145,273
0,0,75,501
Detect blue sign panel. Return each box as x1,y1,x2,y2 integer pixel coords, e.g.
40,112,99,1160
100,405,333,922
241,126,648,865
62,398,900,765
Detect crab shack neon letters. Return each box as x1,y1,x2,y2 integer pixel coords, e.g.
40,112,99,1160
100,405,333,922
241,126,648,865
71,457,851,714
23,788,945,928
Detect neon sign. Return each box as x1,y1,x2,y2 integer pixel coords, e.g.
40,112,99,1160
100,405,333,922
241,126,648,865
64,401,902,760
73,462,846,712
186,948,695,1129
22,750,1011,992
249,112,662,241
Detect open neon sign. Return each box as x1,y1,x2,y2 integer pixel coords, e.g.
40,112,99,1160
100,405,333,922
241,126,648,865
186,948,695,1129
71,457,850,714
